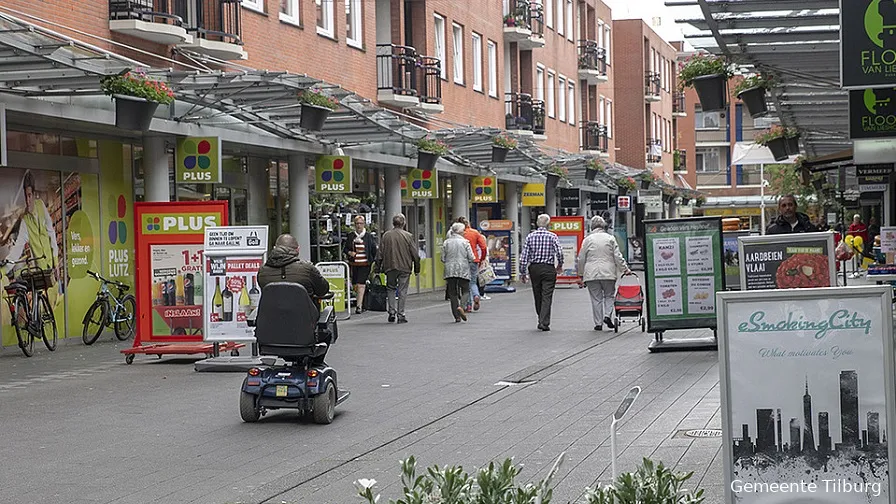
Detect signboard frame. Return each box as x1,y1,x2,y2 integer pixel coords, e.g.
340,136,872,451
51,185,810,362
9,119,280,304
723,230,751,291
316,261,351,319
643,216,725,332
479,219,513,281
839,0,896,89
617,195,632,212
521,183,546,207
315,155,353,193
549,216,585,285
738,232,836,291
175,136,222,184
717,286,896,504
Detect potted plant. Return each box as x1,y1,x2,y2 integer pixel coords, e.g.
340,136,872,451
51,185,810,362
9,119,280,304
639,171,659,190
298,88,340,131
100,69,174,131
678,53,732,112
681,196,691,205
585,158,604,182
416,136,448,170
617,176,636,195
734,74,771,118
545,164,568,187
491,133,518,163
755,125,792,162
784,127,800,156
696,194,707,207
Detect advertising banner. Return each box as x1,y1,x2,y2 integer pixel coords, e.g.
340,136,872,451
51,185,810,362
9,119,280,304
617,195,632,212
549,216,585,284
134,201,227,344
840,0,896,88
408,168,438,199
479,219,513,280
559,188,580,209
316,262,350,316
717,286,896,504
738,232,836,291
175,137,221,184
521,183,545,206
591,192,610,211
315,155,352,193
723,231,751,290
471,176,498,203
644,217,724,331
849,89,896,139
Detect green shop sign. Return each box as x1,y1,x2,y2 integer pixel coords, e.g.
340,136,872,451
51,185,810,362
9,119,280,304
175,136,221,184
841,0,896,88
315,155,352,193
849,88,896,138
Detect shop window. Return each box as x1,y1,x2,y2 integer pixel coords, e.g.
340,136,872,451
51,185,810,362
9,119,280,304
7,131,60,155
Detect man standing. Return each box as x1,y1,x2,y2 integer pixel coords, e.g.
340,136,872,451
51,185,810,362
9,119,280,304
457,217,487,312
519,214,563,331
765,194,817,234
375,213,420,324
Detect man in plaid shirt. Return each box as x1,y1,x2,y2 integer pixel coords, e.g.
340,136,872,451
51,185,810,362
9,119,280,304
519,213,563,331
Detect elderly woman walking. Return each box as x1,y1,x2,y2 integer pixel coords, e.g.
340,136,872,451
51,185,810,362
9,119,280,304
442,222,475,322
577,215,630,331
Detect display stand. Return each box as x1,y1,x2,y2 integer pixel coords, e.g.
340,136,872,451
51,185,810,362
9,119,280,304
549,216,585,286
643,217,724,352
737,232,836,290
194,225,269,373
317,261,352,320
479,220,516,293
123,202,241,364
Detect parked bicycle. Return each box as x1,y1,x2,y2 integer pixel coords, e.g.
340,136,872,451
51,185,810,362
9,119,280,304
82,270,136,345
1,256,57,357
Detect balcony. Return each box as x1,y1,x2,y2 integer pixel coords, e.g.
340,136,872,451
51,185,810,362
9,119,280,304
109,0,192,44
176,0,246,60
376,44,420,108
673,92,687,117
674,149,686,172
413,56,443,114
577,41,607,84
580,121,608,157
505,93,545,137
645,72,661,102
646,139,663,168
504,0,545,49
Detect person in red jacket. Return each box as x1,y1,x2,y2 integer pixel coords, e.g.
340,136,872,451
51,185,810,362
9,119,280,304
456,217,488,312
847,214,869,245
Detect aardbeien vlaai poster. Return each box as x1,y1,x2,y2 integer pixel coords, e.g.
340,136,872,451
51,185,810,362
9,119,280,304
718,287,895,504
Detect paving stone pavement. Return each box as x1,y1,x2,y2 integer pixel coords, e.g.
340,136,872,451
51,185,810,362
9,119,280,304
0,283,725,503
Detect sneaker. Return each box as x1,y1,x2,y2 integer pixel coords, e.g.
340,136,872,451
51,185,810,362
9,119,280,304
388,314,396,323
594,325,603,331
473,296,480,311
456,307,467,321
539,325,550,332
355,307,363,315
481,295,492,300
397,316,408,324
465,305,473,313
604,317,616,329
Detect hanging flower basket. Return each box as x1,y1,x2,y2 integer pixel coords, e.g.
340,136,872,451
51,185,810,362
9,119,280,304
681,197,691,205
766,138,789,161
785,135,800,156
416,137,448,170
616,176,636,195
298,89,339,131
755,125,796,162
100,69,173,132
640,179,652,190
734,75,770,118
545,172,560,188
585,168,598,182
491,146,509,163
618,187,628,196
678,54,732,112
113,95,160,131
585,159,603,182
491,133,517,163
692,74,727,111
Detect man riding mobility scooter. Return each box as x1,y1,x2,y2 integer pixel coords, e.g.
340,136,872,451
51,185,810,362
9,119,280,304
240,282,349,424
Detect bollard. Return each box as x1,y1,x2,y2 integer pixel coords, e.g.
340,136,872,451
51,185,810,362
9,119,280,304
610,386,641,481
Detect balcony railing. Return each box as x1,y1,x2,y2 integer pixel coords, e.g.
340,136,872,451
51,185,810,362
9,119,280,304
109,0,185,25
645,71,661,98
417,56,442,106
673,92,686,115
577,40,607,74
505,93,545,135
647,138,662,164
186,0,242,45
377,44,419,98
581,121,608,152
527,0,544,38
674,149,686,172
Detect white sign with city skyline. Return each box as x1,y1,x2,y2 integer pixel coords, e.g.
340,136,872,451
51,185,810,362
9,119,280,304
717,286,896,504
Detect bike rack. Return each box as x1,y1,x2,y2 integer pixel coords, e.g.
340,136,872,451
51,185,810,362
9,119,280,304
315,261,352,321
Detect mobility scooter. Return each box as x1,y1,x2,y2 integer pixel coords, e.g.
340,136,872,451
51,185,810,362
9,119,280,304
240,282,349,424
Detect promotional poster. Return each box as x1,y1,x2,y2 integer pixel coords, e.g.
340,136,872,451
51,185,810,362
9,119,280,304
739,233,835,291
719,288,894,503
479,220,513,280
204,257,262,341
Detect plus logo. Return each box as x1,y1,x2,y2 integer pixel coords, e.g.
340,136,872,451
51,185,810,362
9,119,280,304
108,195,128,244
145,217,161,232
182,139,212,170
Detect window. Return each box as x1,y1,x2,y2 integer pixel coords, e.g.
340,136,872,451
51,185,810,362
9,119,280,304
604,25,611,65
547,70,556,118
599,96,605,125
567,82,575,124
242,0,264,13
546,0,553,28
695,107,721,129
472,33,483,91
556,0,564,35
597,21,604,49
279,0,299,24
558,76,566,121
753,115,777,129
487,40,498,97
346,0,362,47
434,15,446,79
606,100,612,137
536,65,545,102
452,23,464,85
695,147,722,172
316,0,333,37
566,0,573,41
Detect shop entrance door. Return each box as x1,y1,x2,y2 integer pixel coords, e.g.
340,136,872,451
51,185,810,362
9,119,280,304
215,187,248,226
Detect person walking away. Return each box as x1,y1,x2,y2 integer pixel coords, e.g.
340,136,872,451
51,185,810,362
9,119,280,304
344,215,377,314
577,216,630,331
519,214,563,331
375,213,420,323
257,234,330,336
442,222,475,322
457,217,488,312
765,194,817,234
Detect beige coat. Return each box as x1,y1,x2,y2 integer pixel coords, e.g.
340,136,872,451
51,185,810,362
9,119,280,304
577,229,628,282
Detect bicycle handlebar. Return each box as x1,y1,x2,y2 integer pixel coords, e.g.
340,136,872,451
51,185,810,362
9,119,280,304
1,255,45,267
87,270,130,291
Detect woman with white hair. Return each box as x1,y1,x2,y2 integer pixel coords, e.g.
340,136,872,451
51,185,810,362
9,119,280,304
577,215,630,331
442,222,475,322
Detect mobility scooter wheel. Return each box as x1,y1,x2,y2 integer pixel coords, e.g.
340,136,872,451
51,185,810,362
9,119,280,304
240,391,261,422
312,382,336,424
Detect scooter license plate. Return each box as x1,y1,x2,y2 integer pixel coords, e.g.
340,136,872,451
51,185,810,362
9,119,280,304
275,385,288,397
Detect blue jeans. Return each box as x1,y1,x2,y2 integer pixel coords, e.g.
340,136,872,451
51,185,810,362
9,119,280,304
468,262,481,304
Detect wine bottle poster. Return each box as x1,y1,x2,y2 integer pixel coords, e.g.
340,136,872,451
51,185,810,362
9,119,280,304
204,256,263,342
149,244,205,337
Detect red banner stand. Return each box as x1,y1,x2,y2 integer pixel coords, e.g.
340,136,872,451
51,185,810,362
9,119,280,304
121,201,243,364
550,216,586,285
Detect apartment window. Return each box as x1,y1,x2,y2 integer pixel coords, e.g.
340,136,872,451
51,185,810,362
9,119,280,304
547,70,556,118
695,147,723,172
556,0,564,35
753,115,777,129
597,21,604,49
604,26,611,65
567,82,575,124
536,65,545,102
434,15,446,79
566,0,573,41
695,107,721,129
558,76,566,121
242,0,264,13
599,96,605,125
606,100,612,137
316,0,333,37
345,0,362,47
487,40,498,97
453,23,464,85
279,0,299,24
471,33,483,92
546,0,553,28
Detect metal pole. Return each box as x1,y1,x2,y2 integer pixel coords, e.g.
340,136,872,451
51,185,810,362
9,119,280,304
760,163,766,235
610,418,618,480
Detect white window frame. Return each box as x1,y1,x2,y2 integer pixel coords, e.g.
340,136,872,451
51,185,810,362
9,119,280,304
536,64,545,102
472,33,483,92
606,100,612,138
556,0,564,35
316,0,333,37
452,23,464,85
278,0,299,25
565,0,573,41
242,0,264,14
695,147,723,173
434,14,447,80
346,0,362,48
599,96,605,125
487,40,498,97
547,70,556,118
695,107,722,129
546,0,553,28
558,75,567,122
604,26,611,66
597,21,604,49
567,81,575,125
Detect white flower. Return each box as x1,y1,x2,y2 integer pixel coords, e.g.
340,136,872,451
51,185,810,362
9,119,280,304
356,478,377,489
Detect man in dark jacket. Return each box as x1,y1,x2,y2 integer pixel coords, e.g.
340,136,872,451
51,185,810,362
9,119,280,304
766,195,817,235
257,234,330,333
375,213,420,323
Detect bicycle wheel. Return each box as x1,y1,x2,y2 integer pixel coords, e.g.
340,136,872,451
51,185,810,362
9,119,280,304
114,294,137,341
38,293,57,351
82,300,107,346
12,295,33,357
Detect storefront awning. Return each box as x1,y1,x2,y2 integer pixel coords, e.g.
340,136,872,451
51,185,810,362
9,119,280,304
731,142,799,165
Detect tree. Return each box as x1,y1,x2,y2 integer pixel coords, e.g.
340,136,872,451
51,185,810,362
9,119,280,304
765,163,837,216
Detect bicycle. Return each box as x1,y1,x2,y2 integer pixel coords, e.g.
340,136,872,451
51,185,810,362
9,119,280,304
1,256,57,357
82,270,136,345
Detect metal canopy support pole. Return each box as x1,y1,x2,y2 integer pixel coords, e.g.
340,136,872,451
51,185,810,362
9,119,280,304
506,182,520,279
760,163,767,234
384,167,402,230
247,157,268,226
144,136,170,202
545,183,557,216
288,154,312,261
452,174,468,222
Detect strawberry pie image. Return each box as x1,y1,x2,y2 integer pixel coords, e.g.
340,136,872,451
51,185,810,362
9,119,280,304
660,250,674,260
775,253,830,289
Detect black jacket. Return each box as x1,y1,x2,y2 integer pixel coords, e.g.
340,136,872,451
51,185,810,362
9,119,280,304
257,245,330,297
766,212,817,235
342,230,377,266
